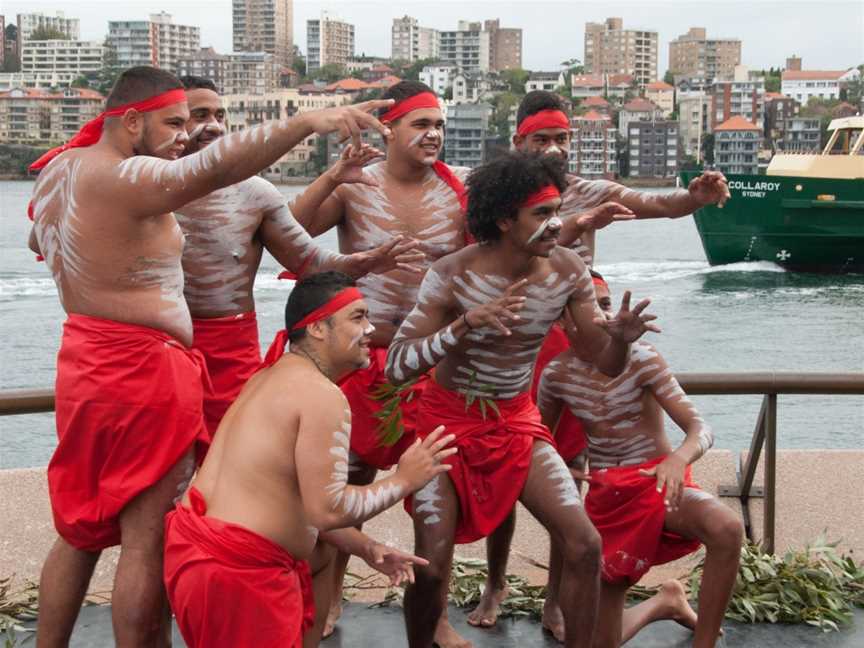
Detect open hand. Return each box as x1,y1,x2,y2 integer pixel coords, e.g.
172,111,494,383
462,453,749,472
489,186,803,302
361,541,429,586
688,170,731,208
464,279,528,336
575,202,636,232
396,425,457,492
327,144,384,186
303,99,394,149
639,453,687,512
593,290,660,342
350,236,426,276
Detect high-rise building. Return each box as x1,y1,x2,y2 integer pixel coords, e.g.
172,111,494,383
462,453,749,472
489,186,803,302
17,11,80,42
668,28,741,83
1,16,6,69
584,17,657,87
484,19,522,71
710,67,765,130
20,40,103,86
225,51,279,95
677,91,710,158
108,13,200,72
391,16,440,63
177,47,231,92
442,101,492,168
627,120,680,179
306,12,354,74
232,0,293,67
439,22,490,73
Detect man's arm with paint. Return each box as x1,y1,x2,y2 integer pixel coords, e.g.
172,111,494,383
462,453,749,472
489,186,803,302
295,389,456,530
318,527,428,586
258,183,425,279
97,101,394,220
384,264,528,383
290,144,382,236
603,171,730,220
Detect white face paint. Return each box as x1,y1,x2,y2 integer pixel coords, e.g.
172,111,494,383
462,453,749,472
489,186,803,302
154,131,184,153
526,215,563,245
347,323,375,350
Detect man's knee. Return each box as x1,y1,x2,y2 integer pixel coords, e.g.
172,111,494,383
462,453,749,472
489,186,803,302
560,521,601,568
705,509,745,552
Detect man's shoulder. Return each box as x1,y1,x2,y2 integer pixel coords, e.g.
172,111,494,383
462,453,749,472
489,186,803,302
631,340,662,365
562,174,623,206
550,245,588,273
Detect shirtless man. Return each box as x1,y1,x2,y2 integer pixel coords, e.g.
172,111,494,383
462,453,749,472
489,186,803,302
385,151,659,648
27,65,393,647
537,273,744,648
164,271,457,647
175,75,423,435
291,80,479,645
470,89,732,630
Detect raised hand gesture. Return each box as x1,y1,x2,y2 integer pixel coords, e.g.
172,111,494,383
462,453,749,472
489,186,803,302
593,290,660,343
361,541,430,586
575,201,636,232
395,425,457,492
326,144,384,187
463,279,528,336
350,235,426,276
303,99,395,149
687,170,731,208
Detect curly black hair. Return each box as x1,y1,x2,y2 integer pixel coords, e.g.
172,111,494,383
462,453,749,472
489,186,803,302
516,90,569,128
179,75,218,92
285,271,357,343
466,151,567,243
377,80,436,120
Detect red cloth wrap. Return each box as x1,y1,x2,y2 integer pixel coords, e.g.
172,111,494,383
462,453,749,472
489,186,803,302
192,312,261,436
29,88,187,171
338,346,427,470
517,109,571,137
379,91,439,124
261,329,290,369
531,322,569,402
406,380,554,544
291,286,363,331
586,456,703,585
49,314,208,551
164,487,314,648
554,406,587,464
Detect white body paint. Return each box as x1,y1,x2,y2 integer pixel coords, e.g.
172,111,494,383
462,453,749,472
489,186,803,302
534,444,582,507
413,475,444,525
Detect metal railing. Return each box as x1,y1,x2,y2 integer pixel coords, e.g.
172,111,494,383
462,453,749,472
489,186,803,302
1,372,863,553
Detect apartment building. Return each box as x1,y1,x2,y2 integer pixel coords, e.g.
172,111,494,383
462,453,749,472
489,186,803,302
439,22,491,73
225,52,280,95
570,110,617,179
763,92,799,150
677,91,710,158
307,12,354,74
391,15,439,62
627,120,680,178
484,19,522,71
20,40,103,87
710,67,765,130
108,13,200,71
420,65,457,96
584,17,657,86
668,27,741,82
644,81,674,116
619,98,663,139
232,0,293,67
781,116,821,152
781,70,848,104
525,71,565,93
443,102,492,168
176,48,231,92
0,86,102,144
714,115,761,175
17,12,79,42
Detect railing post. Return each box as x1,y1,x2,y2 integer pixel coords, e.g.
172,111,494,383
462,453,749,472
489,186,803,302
763,393,777,553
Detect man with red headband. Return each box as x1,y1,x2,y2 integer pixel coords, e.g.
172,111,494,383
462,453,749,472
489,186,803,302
536,272,742,648
27,65,394,646
386,151,660,648
468,90,732,629
165,271,456,648
289,80,477,645
175,76,424,436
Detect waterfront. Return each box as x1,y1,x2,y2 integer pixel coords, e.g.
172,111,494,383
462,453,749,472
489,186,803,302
1,179,862,469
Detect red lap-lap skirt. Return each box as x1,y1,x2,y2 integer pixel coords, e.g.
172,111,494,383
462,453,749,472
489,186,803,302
406,380,555,544
164,488,314,648
530,322,570,403
49,314,208,552
585,455,703,585
338,346,429,470
191,311,261,436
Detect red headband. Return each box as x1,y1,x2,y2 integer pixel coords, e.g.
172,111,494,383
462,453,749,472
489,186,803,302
290,287,364,332
517,109,570,137
521,185,561,209
29,88,188,171
379,91,440,124
592,276,608,288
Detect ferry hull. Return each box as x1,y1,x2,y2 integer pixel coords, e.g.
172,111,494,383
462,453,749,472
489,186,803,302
680,172,864,273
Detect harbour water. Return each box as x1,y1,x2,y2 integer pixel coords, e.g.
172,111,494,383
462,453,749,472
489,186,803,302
1,179,862,469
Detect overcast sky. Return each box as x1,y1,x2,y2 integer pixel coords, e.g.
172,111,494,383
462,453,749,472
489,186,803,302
4,0,863,74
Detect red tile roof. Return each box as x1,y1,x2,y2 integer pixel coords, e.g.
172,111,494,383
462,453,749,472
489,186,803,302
715,115,761,131
576,109,610,122
582,95,609,107
571,74,604,88
623,98,660,112
608,74,635,87
0,87,104,100
325,78,372,91
781,70,845,81
645,81,674,91
367,75,402,89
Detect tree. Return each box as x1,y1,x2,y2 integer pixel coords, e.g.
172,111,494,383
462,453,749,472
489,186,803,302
843,63,864,107
499,68,529,95
29,26,69,40
3,24,20,72
314,63,348,83
489,91,520,138
94,38,122,95
663,70,675,85
702,133,715,165
399,58,439,82
291,48,307,80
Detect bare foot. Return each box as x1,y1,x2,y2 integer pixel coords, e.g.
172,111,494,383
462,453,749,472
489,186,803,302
541,598,565,643
434,615,473,648
656,580,698,631
322,600,342,638
466,582,509,628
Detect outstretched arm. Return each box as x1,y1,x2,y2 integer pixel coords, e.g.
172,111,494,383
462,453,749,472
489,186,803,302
91,101,394,221
295,390,455,531
596,171,730,220
290,144,383,236
317,527,428,586
638,347,714,511
385,266,528,383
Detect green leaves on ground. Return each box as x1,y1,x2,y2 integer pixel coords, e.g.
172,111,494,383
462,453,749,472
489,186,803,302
0,576,37,646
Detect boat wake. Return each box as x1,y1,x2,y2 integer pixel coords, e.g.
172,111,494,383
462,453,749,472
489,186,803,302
599,260,785,283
